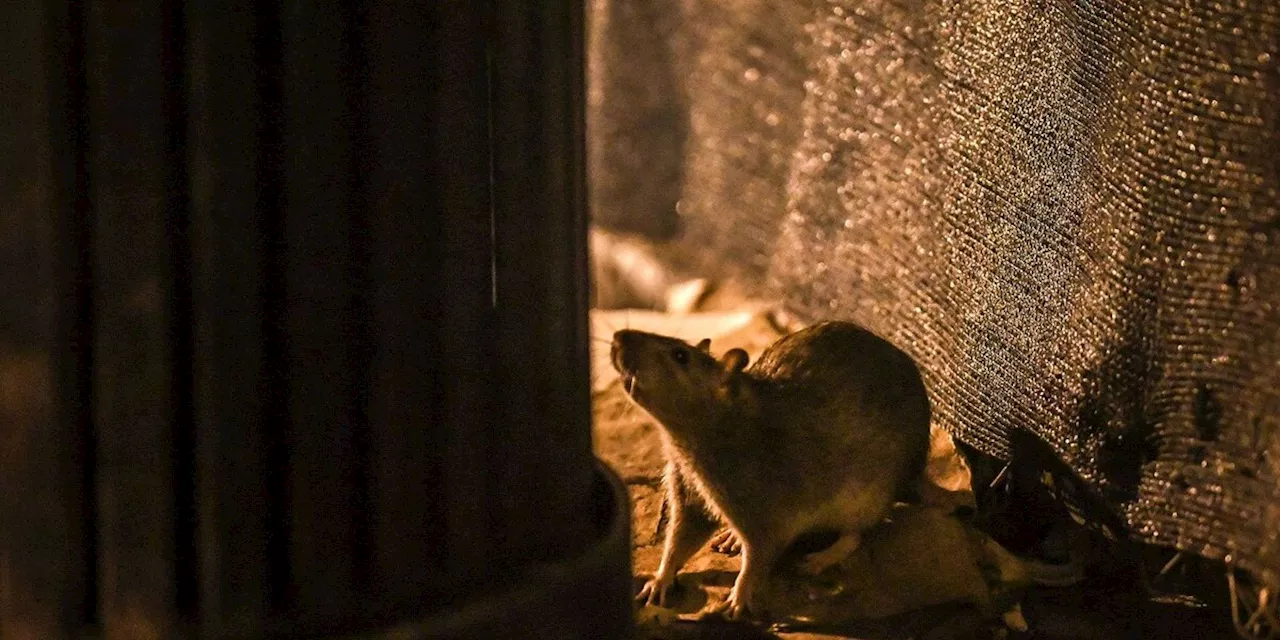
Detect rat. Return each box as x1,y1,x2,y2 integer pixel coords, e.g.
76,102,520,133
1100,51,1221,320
764,504,1083,633
611,320,933,619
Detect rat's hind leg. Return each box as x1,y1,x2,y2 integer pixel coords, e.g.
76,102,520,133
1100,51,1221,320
917,476,977,515
795,530,860,576
637,464,718,607
794,484,894,576
706,533,785,621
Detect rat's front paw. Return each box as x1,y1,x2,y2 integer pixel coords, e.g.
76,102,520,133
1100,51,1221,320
702,585,764,622
710,529,742,556
636,573,678,607
701,595,742,620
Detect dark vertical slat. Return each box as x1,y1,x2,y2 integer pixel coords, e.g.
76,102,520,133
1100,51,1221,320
254,3,294,618
341,2,376,607
491,2,595,562
364,0,496,620
85,2,183,637
187,0,273,636
161,0,199,624
278,0,369,628
364,0,440,616
57,0,100,631
0,2,93,637
427,0,498,590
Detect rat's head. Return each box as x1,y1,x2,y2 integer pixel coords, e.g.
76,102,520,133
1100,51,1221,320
610,329,751,429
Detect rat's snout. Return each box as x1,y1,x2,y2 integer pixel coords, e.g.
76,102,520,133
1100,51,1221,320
611,330,650,397
610,329,644,375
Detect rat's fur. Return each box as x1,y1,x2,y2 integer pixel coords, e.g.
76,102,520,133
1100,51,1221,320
612,321,932,619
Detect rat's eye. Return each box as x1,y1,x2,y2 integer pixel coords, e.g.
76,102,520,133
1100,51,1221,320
671,348,689,366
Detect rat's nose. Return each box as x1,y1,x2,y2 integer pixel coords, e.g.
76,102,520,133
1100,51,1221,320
610,330,642,373
611,329,642,348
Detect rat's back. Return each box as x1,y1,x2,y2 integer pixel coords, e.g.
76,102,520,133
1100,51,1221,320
747,321,931,499
749,321,921,389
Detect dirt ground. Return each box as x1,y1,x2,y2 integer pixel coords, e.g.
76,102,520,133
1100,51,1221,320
589,307,1239,640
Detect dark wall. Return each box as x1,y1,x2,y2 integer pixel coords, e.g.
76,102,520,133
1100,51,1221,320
1,2,629,638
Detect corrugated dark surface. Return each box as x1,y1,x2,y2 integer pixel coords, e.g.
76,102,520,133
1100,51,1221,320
0,2,95,637
590,0,1280,586
3,1,631,638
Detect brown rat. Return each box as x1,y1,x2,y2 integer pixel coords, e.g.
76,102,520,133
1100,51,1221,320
765,504,1083,632
611,320,933,619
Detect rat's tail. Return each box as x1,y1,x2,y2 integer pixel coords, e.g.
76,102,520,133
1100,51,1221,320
1020,557,1084,587
980,535,1085,588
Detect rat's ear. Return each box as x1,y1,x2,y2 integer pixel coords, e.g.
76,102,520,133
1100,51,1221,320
720,349,749,377
696,338,712,352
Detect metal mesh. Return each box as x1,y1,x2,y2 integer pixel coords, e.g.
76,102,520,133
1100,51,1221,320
588,0,1280,586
